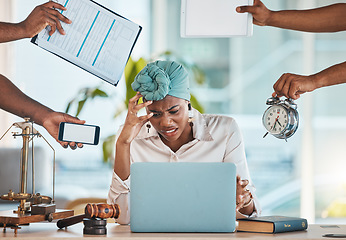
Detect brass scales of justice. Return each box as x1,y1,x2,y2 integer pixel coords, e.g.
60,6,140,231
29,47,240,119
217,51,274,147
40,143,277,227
0,118,74,233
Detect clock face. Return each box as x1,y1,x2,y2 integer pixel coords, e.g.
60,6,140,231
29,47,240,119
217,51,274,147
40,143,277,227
263,105,289,134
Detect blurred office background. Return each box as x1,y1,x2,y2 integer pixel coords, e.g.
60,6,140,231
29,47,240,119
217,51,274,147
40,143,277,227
0,0,345,223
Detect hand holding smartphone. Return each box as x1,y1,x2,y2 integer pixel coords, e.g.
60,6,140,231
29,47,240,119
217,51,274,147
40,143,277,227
58,122,100,145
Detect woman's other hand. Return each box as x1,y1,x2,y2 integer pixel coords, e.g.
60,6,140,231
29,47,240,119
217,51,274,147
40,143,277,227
236,175,254,215
117,92,153,145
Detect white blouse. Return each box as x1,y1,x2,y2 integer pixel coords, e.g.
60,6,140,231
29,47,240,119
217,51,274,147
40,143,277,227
107,109,261,224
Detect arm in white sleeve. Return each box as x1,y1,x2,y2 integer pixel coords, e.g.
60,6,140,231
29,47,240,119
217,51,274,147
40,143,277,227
107,171,131,224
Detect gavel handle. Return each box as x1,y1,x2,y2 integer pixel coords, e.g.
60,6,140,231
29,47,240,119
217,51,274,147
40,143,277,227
57,214,86,229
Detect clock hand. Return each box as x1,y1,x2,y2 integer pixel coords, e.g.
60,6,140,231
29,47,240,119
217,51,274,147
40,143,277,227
264,118,278,138
270,116,279,130
265,115,282,138
270,121,275,130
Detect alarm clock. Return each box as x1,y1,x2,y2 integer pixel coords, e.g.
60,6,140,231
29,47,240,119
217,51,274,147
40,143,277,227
262,96,299,141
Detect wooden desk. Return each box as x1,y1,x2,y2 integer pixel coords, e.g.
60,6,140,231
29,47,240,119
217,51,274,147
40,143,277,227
1,222,345,239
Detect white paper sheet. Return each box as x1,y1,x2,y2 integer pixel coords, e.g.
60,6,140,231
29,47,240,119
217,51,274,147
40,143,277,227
181,0,253,37
33,0,142,85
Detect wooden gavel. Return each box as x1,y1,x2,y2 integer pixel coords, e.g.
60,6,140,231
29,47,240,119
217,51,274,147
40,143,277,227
57,203,120,229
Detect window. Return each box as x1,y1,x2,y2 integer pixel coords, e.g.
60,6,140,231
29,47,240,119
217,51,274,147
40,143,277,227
9,0,346,222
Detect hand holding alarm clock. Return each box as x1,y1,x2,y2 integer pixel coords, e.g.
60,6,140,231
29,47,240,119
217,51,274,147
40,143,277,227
262,96,299,141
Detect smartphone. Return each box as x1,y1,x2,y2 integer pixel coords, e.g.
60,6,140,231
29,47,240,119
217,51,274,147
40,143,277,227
58,122,100,145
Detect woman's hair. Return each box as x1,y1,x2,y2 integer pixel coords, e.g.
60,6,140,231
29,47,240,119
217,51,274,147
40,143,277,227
131,60,190,101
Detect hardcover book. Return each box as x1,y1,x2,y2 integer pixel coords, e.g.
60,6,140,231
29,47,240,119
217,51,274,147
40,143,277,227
237,216,308,233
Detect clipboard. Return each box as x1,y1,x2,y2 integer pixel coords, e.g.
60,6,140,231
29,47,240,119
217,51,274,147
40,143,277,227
31,0,142,86
180,0,253,38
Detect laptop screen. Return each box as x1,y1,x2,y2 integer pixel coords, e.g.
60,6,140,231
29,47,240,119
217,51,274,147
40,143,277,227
130,162,236,232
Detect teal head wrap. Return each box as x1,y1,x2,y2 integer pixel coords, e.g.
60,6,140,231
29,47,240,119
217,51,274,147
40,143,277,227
131,60,190,101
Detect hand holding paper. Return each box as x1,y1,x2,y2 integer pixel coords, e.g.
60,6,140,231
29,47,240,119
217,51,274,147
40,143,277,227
20,1,72,38
32,0,142,86
236,0,270,26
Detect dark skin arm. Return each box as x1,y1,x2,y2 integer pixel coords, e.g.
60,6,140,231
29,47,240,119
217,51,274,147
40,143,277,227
0,2,80,149
273,61,346,100
237,0,346,33
0,74,84,149
237,1,346,99
114,93,153,180
0,1,71,43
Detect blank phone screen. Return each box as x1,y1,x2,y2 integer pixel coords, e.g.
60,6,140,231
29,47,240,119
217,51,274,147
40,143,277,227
63,124,96,144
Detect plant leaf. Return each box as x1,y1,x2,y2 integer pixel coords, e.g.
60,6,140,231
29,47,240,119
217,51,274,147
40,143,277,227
191,65,205,85
91,88,108,98
125,57,147,107
135,57,148,73
76,99,87,117
65,101,72,114
124,57,134,82
190,94,204,113
102,134,116,163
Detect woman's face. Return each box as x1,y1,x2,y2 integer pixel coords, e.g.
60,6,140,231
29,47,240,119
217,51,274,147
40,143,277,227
146,95,190,143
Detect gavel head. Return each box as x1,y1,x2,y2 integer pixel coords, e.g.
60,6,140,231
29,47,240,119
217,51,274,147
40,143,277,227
84,203,120,219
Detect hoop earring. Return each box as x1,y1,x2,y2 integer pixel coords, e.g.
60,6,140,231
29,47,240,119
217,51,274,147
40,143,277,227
146,123,151,133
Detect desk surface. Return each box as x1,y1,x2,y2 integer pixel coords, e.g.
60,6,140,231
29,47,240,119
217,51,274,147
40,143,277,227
1,222,345,239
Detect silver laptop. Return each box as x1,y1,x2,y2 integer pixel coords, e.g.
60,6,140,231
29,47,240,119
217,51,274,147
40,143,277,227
130,162,236,232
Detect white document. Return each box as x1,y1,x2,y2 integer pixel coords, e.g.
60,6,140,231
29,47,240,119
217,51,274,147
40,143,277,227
181,0,253,38
32,0,142,86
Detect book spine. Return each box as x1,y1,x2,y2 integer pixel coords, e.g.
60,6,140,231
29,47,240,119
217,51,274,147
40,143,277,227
273,219,308,233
